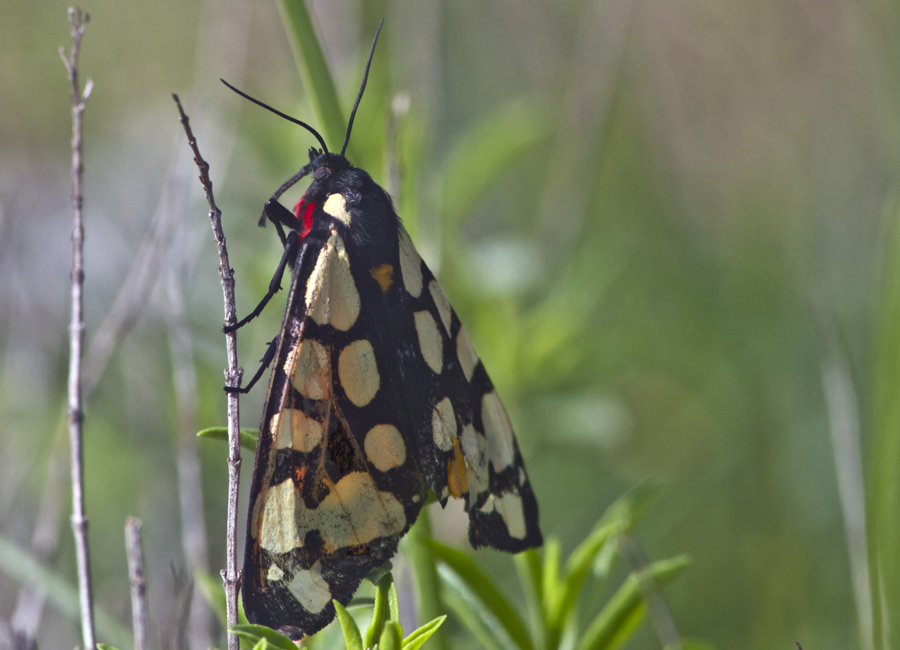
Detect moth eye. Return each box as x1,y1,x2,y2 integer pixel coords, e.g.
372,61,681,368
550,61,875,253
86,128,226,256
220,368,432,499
314,167,328,181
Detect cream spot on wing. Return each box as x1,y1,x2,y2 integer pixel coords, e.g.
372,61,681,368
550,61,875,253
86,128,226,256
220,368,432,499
364,424,407,471
277,408,325,452
482,391,516,472
286,561,332,614
260,474,407,554
481,492,526,540
431,397,455,451
291,338,330,400
266,563,285,583
429,279,453,335
259,479,302,554
306,230,360,331
398,230,423,297
317,472,407,550
414,310,443,374
338,339,380,406
323,193,352,226
456,327,479,382
460,424,489,501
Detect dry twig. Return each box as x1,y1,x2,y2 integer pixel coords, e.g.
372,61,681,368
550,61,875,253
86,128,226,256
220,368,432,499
172,93,243,650
125,518,149,650
59,6,96,649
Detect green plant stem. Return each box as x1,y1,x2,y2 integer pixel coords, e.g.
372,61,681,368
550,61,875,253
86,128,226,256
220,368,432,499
276,0,348,155
406,508,449,650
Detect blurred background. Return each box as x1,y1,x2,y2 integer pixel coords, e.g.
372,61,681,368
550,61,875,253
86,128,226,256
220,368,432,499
1,0,898,648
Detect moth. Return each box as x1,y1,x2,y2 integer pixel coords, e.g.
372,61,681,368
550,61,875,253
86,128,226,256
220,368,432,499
224,22,541,640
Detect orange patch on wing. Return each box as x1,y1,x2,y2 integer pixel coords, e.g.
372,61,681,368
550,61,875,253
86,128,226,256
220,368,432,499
369,263,394,293
447,433,469,498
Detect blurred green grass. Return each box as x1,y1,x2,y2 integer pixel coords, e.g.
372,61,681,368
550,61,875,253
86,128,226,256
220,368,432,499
1,0,899,649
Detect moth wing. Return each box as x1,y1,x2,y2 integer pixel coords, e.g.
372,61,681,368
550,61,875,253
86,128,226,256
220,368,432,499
242,224,427,639
385,227,543,552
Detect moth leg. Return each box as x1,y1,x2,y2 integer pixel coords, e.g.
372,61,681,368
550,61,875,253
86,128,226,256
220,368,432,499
264,200,297,247
224,335,278,394
257,163,313,226
225,229,300,333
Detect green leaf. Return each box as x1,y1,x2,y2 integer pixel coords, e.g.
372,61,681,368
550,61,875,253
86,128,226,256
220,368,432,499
0,535,132,649
365,572,395,648
379,621,404,650
423,539,533,650
404,510,448,650
333,600,363,650
275,0,348,157
597,483,662,533
231,624,297,650
514,549,545,644
197,426,259,452
871,201,900,649
541,538,563,622
97,644,121,650
438,566,508,650
436,99,549,226
545,522,621,644
576,556,691,650
401,615,447,650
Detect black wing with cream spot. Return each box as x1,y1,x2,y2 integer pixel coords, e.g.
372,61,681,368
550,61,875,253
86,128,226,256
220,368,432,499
242,160,540,640
387,227,542,552
242,213,428,639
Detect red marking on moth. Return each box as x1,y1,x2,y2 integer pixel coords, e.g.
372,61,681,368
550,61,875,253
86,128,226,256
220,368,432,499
294,199,316,237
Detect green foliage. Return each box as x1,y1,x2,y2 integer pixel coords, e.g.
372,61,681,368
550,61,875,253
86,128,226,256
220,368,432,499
425,486,691,650
196,426,259,452
233,571,446,650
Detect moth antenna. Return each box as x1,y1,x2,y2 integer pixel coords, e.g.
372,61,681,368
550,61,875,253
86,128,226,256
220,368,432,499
221,79,330,156
340,19,384,157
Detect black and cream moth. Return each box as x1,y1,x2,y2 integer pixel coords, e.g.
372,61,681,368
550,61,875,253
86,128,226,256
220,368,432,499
228,25,541,641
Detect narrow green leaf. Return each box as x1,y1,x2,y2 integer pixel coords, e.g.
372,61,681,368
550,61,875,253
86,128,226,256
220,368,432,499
438,567,508,650
423,539,533,650
871,200,900,650
401,615,447,650
436,99,549,225
275,0,348,156
576,556,690,650
0,535,132,648
231,624,297,650
379,621,404,650
389,578,401,622
197,426,259,452
405,509,448,650
514,549,544,643
97,644,121,650
597,483,663,533
365,572,394,648
541,538,563,620
333,600,364,650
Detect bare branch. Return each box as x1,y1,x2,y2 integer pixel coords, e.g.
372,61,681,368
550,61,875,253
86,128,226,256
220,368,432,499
172,93,243,650
125,518,149,650
61,6,96,649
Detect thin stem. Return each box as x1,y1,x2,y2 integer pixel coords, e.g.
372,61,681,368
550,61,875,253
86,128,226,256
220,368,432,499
125,518,149,650
59,6,95,649
173,94,243,650
405,508,448,650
